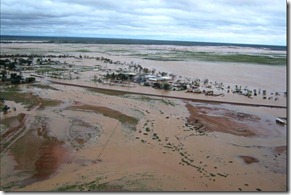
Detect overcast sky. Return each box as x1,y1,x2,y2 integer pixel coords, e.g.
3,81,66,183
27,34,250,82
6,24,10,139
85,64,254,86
1,0,287,45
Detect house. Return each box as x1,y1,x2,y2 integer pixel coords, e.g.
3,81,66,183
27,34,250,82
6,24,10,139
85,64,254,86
205,91,214,96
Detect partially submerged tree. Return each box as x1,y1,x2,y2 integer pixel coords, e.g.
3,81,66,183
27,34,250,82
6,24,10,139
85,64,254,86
163,83,171,90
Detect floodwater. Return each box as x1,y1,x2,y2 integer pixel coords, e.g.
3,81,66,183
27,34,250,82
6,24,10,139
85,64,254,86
1,82,286,191
0,43,287,191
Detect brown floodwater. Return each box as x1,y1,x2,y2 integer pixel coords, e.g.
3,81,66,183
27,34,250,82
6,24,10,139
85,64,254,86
33,139,69,180
10,130,70,186
274,146,287,154
185,103,257,137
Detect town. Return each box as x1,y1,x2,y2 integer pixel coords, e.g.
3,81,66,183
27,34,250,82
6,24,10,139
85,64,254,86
1,54,286,101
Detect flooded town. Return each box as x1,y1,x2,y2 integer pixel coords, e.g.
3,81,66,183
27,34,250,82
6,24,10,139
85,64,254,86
0,41,287,191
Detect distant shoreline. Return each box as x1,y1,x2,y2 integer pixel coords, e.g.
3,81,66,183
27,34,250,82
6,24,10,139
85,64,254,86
0,35,286,49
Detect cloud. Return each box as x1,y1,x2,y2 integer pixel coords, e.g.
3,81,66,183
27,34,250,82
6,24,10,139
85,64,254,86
0,0,286,45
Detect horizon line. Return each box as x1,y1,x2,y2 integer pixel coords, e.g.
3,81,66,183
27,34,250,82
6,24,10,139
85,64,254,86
0,34,287,47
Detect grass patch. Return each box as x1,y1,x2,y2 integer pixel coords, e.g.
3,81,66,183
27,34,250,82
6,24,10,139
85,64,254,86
161,99,175,106
135,96,156,101
1,113,25,128
32,84,59,91
74,49,91,52
126,95,175,106
105,49,131,53
0,182,26,191
0,86,38,109
0,102,5,111
201,53,286,65
87,88,128,96
67,104,138,129
38,99,62,110
35,67,67,74
1,85,60,111
56,178,125,192
57,184,78,191
144,56,181,61
132,51,286,65
7,48,30,50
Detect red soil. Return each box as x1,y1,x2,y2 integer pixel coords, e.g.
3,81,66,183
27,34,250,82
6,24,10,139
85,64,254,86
34,140,69,180
185,103,256,137
274,146,287,154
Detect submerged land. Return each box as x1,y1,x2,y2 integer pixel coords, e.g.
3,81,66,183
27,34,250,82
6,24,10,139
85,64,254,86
0,40,287,191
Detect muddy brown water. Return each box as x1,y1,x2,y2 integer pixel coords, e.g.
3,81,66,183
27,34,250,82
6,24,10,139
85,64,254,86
34,140,69,180
185,103,257,137
10,131,70,182
274,146,287,154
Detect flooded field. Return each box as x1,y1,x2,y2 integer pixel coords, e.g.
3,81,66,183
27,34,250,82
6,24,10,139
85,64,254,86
0,43,287,191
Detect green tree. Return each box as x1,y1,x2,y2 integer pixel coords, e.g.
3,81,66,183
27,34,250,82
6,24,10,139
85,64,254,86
2,105,10,113
163,83,171,90
161,72,167,76
1,70,8,81
143,68,150,74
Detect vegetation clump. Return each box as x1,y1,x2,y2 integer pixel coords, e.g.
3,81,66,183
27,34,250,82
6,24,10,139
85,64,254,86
67,104,139,130
0,86,39,109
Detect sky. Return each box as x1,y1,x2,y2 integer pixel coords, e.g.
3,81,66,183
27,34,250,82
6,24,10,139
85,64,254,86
0,0,287,45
